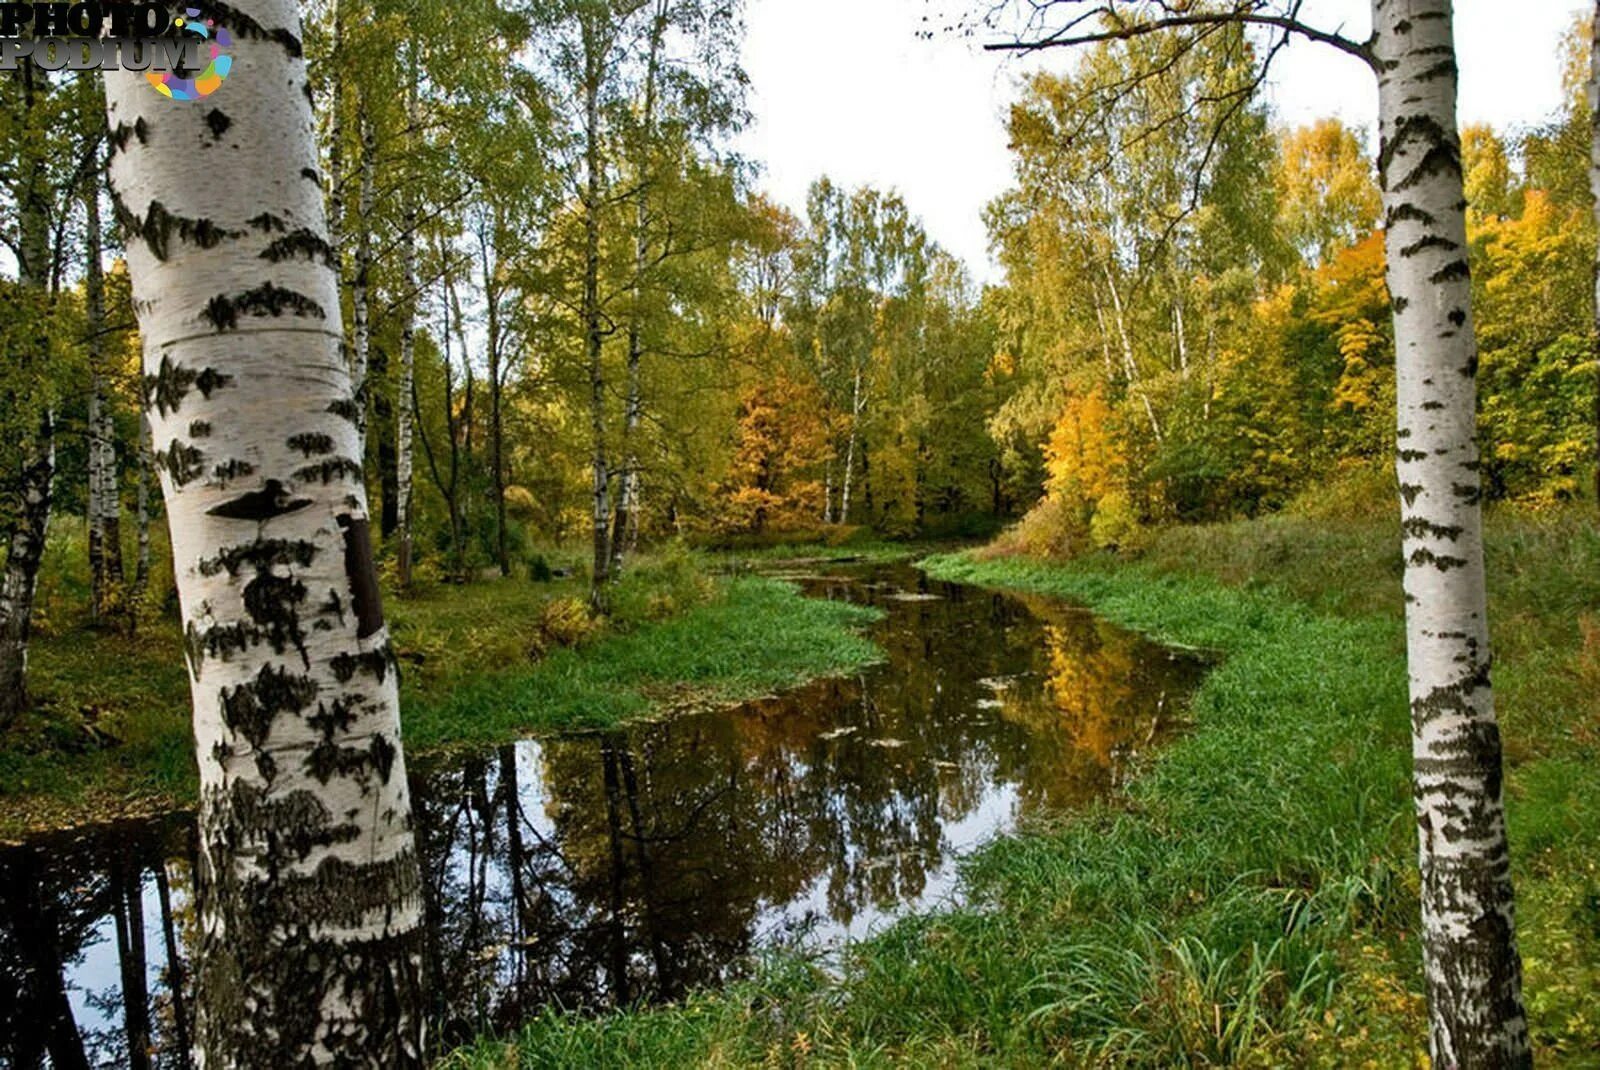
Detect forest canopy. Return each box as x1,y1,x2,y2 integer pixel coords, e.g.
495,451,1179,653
4,4,1594,613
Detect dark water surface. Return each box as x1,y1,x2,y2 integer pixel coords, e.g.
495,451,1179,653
0,564,1201,1067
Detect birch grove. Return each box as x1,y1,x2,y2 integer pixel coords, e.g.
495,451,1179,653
5,0,1597,1058
103,0,425,1062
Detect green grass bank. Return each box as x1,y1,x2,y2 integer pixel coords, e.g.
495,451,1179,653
450,505,1600,1068
0,538,883,840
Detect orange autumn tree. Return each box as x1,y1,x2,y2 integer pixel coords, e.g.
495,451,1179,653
717,377,830,533
1042,388,1135,549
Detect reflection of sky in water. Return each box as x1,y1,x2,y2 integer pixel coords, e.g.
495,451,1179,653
758,782,1020,953
0,564,1203,1062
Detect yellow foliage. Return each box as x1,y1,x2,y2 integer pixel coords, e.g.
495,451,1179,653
1044,388,1125,508
1089,490,1143,552
502,485,540,521
715,377,830,534
528,597,596,658
1332,319,1384,412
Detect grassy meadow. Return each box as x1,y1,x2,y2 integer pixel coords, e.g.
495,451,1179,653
448,491,1600,1067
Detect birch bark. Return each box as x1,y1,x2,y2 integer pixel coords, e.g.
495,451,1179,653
611,0,669,577
839,367,863,523
1374,2,1529,1065
582,13,611,605
0,63,56,730
1591,0,1600,505
104,2,425,1062
86,173,126,625
396,67,418,589
350,109,375,443
133,415,153,605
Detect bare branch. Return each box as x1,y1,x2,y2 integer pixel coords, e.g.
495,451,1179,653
984,3,1375,69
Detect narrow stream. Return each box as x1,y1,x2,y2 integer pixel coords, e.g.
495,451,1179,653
0,563,1202,1067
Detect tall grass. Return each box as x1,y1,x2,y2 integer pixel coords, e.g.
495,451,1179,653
454,505,1600,1066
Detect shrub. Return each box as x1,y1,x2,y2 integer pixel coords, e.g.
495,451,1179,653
527,597,596,658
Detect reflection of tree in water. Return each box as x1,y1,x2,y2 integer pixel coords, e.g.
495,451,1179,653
0,820,196,1070
0,565,1203,1052
998,595,1195,815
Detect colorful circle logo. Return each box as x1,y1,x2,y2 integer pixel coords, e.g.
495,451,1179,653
146,9,232,100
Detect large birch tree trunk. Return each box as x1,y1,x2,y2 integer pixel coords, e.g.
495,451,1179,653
104,2,426,1063
1373,3,1529,1065
133,414,154,606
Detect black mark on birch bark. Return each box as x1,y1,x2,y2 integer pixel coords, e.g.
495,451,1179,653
206,479,312,521
337,515,385,640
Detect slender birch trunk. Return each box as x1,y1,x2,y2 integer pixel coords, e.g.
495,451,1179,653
1172,295,1189,376
1590,0,1600,506
450,264,476,546
87,172,126,626
478,218,510,578
611,0,669,577
104,2,425,1062
0,63,55,731
1091,286,1115,378
133,414,153,604
1103,261,1162,441
0,416,52,729
395,68,418,589
350,108,375,444
437,252,468,578
839,367,863,523
582,14,611,606
1374,3,1529,1064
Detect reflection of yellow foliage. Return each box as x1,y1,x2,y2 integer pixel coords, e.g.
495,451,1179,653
1043,624,1139,769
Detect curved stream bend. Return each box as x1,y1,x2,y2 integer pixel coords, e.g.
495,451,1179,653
0,563,1201,1063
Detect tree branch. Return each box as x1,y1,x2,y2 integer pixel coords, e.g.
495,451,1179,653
984,7,1375,69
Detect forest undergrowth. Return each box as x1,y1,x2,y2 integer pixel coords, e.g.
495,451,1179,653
0,527,883,841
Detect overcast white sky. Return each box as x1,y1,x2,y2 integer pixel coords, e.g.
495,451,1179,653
735,0,1587,284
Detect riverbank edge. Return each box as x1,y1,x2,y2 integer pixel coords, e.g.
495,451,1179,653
449,549,1439,1067
0,576,885,843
